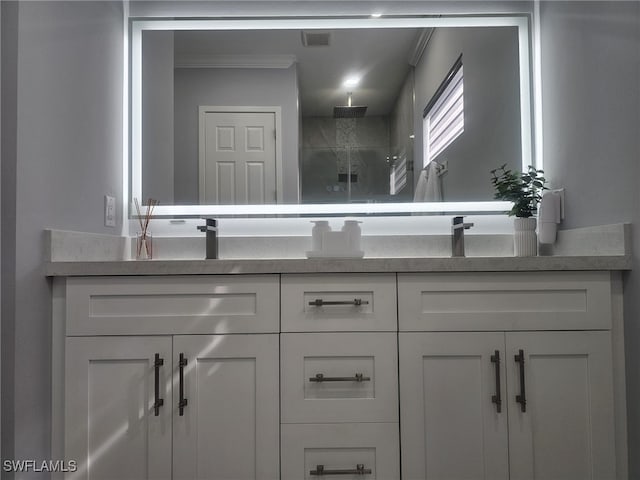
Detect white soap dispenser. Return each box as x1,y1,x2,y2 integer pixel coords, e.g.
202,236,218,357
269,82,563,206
538,191,562,244
310,221,331,252
341,220,362,252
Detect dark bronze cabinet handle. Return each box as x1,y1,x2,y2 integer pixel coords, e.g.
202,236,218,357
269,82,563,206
309,299,369,307
490,350,502,413
153,353,164,416
309,373,371,383
515,349,527,412
178,353,188,416
310,464,371,476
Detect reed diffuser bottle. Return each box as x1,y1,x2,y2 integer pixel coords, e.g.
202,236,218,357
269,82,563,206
134,198,158,260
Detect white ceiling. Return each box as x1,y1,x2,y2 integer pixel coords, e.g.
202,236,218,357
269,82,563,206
174,28,424,117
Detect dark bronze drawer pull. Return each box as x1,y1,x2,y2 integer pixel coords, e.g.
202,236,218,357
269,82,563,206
309,373,371,383
309,298,369,307
310,464,371,475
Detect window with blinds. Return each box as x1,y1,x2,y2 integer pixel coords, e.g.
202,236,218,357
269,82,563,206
423,55,464,167
390,152,408,195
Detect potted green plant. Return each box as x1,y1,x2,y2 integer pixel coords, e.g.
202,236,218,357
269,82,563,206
490,164,547,256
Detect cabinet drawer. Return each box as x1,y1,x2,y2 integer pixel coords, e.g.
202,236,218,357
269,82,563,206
66,275,279,335
281,423,399,480
398,272,612,331
281,332,398,423
281,274,397,332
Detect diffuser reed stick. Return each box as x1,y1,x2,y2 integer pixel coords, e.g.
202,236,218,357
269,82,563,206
134,198,158,259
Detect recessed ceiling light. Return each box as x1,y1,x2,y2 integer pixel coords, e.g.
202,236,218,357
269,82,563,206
343,75,361,88
371,13,382,18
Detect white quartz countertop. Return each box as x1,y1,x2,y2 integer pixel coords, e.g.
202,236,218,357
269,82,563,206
44,255,632,277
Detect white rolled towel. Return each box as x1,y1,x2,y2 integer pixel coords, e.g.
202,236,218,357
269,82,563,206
413,161,442,202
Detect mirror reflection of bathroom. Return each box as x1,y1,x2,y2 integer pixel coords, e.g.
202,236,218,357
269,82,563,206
141,24,523,205
299,25,522,204
300,94,415,204
299,26,418,204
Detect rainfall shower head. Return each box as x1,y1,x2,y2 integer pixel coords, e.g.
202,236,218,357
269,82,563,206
333,92,367,118
333,105,368,118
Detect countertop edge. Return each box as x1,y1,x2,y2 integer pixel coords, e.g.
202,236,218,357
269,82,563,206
44,255,633,277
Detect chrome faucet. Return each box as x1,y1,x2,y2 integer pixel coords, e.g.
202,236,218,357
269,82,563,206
197,218,218,259
451,216,474,257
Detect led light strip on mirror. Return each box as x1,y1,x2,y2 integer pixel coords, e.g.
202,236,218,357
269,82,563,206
129,15,536,218
127,201,513,217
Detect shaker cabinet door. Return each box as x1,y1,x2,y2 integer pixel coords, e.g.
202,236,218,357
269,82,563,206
506,331,616,480
172,334,280,480
65,336,173,480
399,332,509,480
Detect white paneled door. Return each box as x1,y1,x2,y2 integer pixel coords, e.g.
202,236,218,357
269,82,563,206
399,332,509,480
506,331,616,480
200,110,277,205
65,336,172,480
172,334,280,480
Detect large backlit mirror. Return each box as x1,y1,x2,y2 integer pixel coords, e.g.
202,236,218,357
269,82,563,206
131,16,535,216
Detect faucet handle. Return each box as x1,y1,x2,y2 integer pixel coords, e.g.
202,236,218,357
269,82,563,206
197,218,218,232
452,216,474,229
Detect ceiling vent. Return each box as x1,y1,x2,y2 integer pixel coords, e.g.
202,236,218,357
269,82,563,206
301,31,331,47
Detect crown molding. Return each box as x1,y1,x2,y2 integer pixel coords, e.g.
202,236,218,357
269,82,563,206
175,54,297,69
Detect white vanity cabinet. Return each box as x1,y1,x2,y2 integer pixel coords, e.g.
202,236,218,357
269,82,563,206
398,272,621,480
280,274,400,480
56,275,280,480
51,267,627,480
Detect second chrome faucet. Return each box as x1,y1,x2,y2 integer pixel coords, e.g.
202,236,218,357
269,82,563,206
197,218,219,259
451,216,474,257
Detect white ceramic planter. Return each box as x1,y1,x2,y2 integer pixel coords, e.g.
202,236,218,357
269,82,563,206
513,217,537,256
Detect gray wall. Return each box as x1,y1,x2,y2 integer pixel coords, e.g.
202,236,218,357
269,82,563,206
414,26,521,201
0,0,3,458
2,1,20,468
1,1,123,474
1,1,18,466
539,2,640,477
142,30,174,204
174,66,299,204
540,2,639,228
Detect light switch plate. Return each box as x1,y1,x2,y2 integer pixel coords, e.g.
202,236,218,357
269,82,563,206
105,195,116,227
